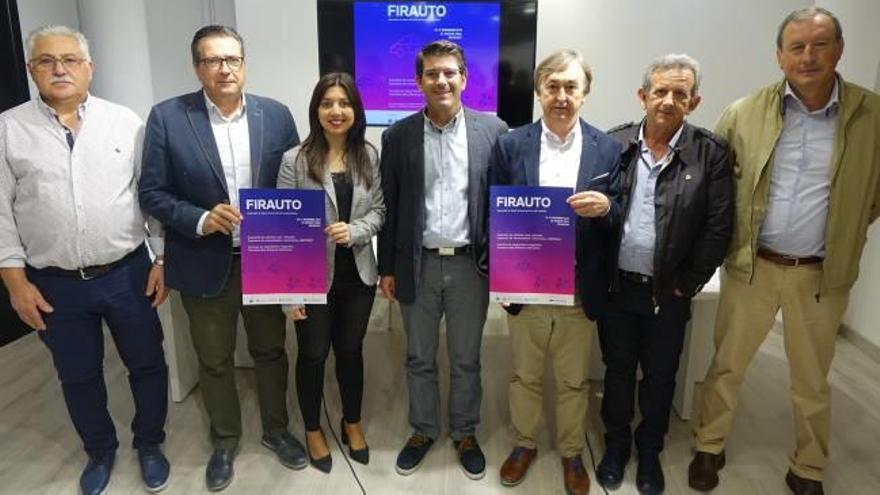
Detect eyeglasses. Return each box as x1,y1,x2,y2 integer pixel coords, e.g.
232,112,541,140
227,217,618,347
29,55,87,72
421,69,462,81
199,56,244,70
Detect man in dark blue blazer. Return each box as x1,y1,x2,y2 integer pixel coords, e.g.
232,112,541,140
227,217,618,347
489,49,621,495
138,25,305,491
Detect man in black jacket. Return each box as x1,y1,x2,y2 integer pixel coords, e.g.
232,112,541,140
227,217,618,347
596,54,733,495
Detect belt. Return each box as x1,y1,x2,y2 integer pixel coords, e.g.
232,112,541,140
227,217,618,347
423,245,471,256
756,247,823,267
232,246,241,255
33,245,146,280
618,269,652,285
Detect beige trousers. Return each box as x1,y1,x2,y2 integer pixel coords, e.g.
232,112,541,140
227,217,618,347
507,302,596,457
694,258,850,480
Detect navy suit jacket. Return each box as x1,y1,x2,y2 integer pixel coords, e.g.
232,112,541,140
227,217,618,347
138,91,299,296
377,108,508,304
488,119,622,320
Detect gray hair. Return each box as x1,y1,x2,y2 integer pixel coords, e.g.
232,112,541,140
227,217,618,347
534,49,592,95
26,25,91,61
776,7,843,49
641,53,701,96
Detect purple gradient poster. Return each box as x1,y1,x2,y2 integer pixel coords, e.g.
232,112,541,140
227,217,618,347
354,1,500,125
489,186,575,305
239,189,326,305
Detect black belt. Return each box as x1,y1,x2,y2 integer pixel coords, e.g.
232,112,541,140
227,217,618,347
33,244,146,280
423,245,471,256
232,246,241,255
618,269,652,285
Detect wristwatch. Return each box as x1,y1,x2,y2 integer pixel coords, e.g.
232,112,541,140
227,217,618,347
153,256,165,267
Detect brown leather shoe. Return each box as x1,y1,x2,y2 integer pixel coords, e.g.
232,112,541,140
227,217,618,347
688,450,726,491
786,470,824,495
561,455,590,495
499,446,537,486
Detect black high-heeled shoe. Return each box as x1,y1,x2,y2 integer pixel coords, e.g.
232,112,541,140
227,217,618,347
306,430,332,473
340,419,370,465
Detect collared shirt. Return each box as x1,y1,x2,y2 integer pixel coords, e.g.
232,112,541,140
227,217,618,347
422,107,470,248
758,80,839,256
0,94,161,270
618,122,684,276
197,91,251,247
539,119,582,188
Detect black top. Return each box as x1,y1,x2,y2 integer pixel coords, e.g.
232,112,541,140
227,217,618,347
331,171,360,285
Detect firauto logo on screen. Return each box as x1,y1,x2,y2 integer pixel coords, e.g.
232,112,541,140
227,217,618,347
387,4,447,20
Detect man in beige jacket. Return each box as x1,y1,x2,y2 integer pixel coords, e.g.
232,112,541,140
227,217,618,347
688,7,880,495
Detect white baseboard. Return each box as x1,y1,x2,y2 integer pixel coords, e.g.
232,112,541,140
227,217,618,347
840,324,880,364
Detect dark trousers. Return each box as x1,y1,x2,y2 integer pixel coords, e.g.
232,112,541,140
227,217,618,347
180,257,289,449
598,278,689,454
295,272,375,431
30,248,168,459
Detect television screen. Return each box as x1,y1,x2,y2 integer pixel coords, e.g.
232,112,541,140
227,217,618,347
318,0,538,127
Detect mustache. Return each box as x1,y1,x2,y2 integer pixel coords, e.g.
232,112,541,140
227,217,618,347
49,77,74,84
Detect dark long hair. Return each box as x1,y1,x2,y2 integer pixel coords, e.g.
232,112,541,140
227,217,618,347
299,72,374,188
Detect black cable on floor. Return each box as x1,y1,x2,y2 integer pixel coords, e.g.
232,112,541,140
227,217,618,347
323,387,367,495
584,432,610,495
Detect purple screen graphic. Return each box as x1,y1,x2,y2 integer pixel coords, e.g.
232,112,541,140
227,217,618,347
354,1,500,125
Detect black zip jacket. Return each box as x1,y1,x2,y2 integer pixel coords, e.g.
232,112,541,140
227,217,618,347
607,120,734,305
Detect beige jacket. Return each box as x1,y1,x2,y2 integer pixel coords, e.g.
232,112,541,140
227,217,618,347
715,77,880,292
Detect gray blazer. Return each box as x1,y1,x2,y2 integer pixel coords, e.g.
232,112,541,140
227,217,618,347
276,145,385,288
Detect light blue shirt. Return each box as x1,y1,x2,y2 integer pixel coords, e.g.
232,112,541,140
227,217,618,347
422,107,470,248
758,80,839,257
617,123,683,276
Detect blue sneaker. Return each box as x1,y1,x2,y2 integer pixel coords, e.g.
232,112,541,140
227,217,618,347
137,445,170,492
453,435,486,480
80,452,115,495
395,434,434,475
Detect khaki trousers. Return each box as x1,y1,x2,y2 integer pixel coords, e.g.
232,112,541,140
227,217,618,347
507,302,596,457
694,258,849,480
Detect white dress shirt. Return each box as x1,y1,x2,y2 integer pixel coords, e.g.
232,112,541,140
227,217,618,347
196,92,251,247
539,119,581,188
0,95,161,270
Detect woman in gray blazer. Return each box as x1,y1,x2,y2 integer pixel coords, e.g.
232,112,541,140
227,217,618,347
276,72,384,472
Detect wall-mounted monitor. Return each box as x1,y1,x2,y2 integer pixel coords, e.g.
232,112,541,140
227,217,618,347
317,0,538,127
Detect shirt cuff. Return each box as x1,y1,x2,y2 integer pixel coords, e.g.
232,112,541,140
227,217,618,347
196,211,210,236
146,236,164,257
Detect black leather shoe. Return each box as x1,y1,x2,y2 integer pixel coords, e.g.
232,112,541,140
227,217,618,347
786,470,824,495
596,447,630,490
306,430,332,474
80,452,115,495
262,431,308,470
636,452,665,495
205,448,235,492
688,450,725,491
340,419,370,465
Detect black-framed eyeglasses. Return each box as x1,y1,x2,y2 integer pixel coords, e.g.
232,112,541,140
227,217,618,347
199,56,245,70
29,55,87,72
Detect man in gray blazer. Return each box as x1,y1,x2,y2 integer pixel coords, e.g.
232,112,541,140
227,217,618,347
377,40,508,480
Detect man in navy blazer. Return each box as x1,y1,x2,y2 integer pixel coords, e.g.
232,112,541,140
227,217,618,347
489,49,621,495
138,25,305,491
377,40,508,480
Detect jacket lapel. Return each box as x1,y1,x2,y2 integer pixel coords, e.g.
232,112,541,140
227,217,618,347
185,92,227,194
409,113,426,238
525,122,541,186
246,94,264,187
322,168,338,221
